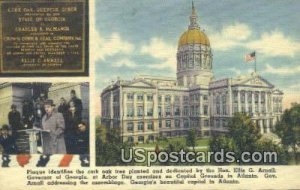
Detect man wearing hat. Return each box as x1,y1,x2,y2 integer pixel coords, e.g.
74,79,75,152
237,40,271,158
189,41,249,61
0,124,18,167
0,124,17,154
41,99,66,154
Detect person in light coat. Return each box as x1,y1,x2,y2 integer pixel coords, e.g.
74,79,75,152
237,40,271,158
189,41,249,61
41,99,66,154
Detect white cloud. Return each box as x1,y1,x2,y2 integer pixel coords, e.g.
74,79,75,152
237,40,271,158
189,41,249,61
209,23,300,57
210,23,252,50
112,58,138,68
91,30,135,61
228,67,253,76
228,67,242,76
264,64,300,75
246,31,300,57
141,38,177,71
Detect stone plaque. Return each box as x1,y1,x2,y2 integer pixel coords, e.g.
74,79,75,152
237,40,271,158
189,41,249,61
0,0,88,76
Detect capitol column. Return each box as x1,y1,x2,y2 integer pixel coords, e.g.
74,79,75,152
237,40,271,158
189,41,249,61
153,92,158,132
153,92,158,117
144,93,147,118
110,91,114,119
266,119,270,133
133,93,137,118
237,90,241,112
265,92,268,114
270,93,274,113
200,94,203,115
245,91,249,113
259,120,264,134
171,95,175,129
123,92,127,120
171,95,175,116
252,92,255,115
228,80,233,116
161,94,165,118
258,91,262,114
220,93,223,115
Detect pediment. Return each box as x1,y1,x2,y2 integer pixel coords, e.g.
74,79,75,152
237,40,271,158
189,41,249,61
273,89,284,95
240,76,274,88
126,80,156,88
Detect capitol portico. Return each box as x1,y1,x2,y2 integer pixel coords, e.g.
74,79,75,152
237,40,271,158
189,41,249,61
100,3,283,143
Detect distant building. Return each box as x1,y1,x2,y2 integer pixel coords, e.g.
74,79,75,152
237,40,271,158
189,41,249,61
100,4,283,143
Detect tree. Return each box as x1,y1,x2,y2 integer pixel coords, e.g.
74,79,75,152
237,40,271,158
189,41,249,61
227,112,261,156
275,103,300,163
209,113,286,164
186,128,196,151
96,125,133,166
255,139,288,165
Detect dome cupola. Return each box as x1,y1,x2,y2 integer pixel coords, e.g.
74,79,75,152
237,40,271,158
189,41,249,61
176,1,213,87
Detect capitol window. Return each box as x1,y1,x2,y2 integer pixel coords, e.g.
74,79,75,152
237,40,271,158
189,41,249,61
158,106,162,117
158,95,162,102
204,119,209,127
127,106,134,117
165,106,171,116
127,93,134,100
147,122,153,130
137,94,143,101
127,136,134,143
174,106,180,116
203,105,208,115
127,123,133,132
147,95,153,101
148,135,154,142
138,122,144,131
183,106,189,116
147,107,153,116
175,119,180,128
165,95,171,103
137,106,143,117
184,119,189,128
166,120,171,128
138,136,144,143
184,96,189,102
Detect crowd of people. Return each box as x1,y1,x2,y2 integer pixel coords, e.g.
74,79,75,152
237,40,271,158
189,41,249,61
0,90,89,158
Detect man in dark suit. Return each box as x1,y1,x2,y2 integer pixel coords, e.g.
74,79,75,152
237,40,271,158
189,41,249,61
8,104,21,138
58,97,69,121
69,90,83,118
0,125,17,154
0,125,18,167
22,99,34,129
76,121,89,166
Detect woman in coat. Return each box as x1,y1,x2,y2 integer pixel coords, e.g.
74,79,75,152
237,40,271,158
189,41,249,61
41,99,66,154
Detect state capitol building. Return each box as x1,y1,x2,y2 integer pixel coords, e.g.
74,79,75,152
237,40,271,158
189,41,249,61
100,4,283,143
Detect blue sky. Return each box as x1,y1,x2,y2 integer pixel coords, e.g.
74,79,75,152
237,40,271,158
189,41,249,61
93,0,300,108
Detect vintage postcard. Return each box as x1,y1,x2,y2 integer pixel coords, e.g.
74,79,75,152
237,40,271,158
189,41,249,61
0,0,300,189
0,0,89,76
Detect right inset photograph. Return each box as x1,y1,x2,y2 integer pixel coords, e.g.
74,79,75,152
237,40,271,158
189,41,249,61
95,0,299,166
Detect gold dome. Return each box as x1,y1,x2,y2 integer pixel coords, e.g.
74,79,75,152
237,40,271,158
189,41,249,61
178,28,210,47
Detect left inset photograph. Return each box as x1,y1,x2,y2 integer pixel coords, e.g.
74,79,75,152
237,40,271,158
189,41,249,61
0,82,89,167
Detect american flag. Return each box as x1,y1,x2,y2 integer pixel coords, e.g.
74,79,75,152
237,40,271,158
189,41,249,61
245,51,256,62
